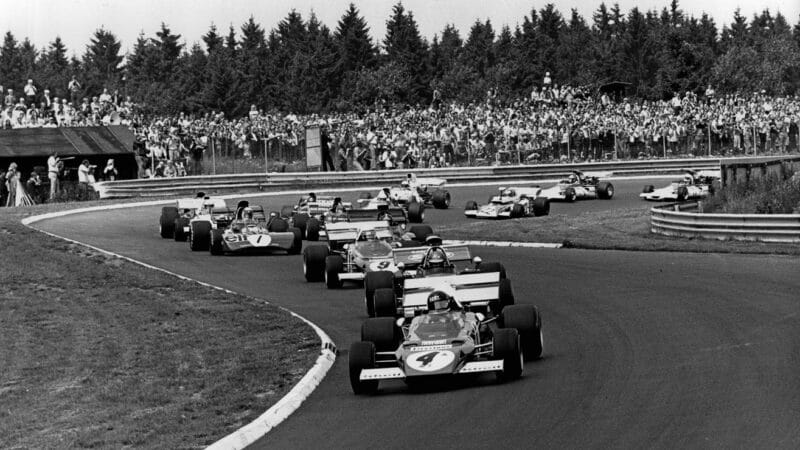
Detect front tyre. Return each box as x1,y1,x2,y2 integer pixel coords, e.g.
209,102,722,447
209,229,224,255
532,197,550,217
190,221,211,251
597,181,614,199
493,328,523,381
501,304,543,361
431,190,450,209
159,206,179,238
349,341,379,395
407,202,425,223
303,245,328,282
324,254,344,289
306,218,321,241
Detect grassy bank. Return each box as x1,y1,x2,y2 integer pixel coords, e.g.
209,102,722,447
702,170,800,214
440,205,800,255
0,205,318,449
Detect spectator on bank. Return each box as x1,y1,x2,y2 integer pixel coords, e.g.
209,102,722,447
26,171,42,204
68,76,81,105
24,79,37,105
5,89,16,107
103,158,118,181
5,162,19,207
77,159,93,194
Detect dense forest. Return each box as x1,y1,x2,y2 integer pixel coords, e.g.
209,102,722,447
1,1,799,116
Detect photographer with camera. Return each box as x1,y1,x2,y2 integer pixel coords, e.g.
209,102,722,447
78,159,96,196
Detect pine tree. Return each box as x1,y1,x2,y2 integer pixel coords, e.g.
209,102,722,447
383,3,429,102
334,3,377,73
18,38,38,83
39,37,70,97
202,24,225,54
462,20,495,78
82,28,123,95
0,32,23,90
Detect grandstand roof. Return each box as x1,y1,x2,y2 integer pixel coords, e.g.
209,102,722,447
0,126,134,158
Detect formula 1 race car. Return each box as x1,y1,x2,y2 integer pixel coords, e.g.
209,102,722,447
357,188,425,223
539,170,615,202
640,169,721,201
280,193,354,240
395,173,451,209
190,202,301,255
158,192,227,241
348,297,543,394
464,187,550,219
302,221,438,288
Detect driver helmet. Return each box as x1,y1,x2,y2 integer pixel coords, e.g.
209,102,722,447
568,174,578,183
427,290,452,312
683,175,693,183
307,192,317,202
426,248,447,268
401,180,410,188
243,207,254,220
501,189,513,197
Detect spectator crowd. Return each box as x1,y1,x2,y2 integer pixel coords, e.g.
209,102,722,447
1,73,800,207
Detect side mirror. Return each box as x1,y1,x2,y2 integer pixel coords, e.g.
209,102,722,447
395,317,405,327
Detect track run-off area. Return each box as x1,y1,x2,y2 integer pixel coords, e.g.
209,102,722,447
32,178,800,449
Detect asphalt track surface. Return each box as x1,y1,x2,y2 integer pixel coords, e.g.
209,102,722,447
34,179,800,449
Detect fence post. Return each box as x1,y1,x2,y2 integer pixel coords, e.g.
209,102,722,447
753,124,758,157
707,121,712,157
264,139,268,174
211,139,216,175
613,131,618,160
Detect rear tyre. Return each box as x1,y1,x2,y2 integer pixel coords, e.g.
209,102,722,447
677,186,689,202
349,342,378,395
408,225,433,243
364,271,394,317
532,197,550,217
268,217,289,232
642,185,655,194
431,190,450,209
288,227,302,255
173,217,188,241
501,304,543,361
292,213,309,236
306,218,321,241
159,206,179,238
493,328,523,381
476,261,507,279
597,181,614,199
303,245,328,282
209,229,224,255
497,278,515,312
361,317,400,351
373,288,397,317
190,221,212,251
324,255,344,289
407,202,425,223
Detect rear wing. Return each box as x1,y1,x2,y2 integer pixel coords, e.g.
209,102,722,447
347,207,408,226
325,221,394,242
177,197,226,211
393,244,472,268
401,272,501,309
413,177,447,188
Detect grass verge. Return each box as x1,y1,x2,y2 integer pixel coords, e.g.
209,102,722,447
0,204,318,449
440,205,800,255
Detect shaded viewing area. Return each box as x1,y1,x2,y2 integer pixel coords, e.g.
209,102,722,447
0,126,137,180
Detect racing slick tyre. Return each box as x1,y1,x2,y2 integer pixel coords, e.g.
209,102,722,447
642,185,655,194
373,288,397,317
431,190,451,209
280,205,294,219
173,217,189,241
349,341,379,395
292,213,310,236
190,221,212,251
268,217,289,232
476,261,507,279
597,181,614,199
361,317,400,351
303,245,328,282
159,206,179,238
364,271,394,317
407,202,425,223
305,218,321,241
511,203,525,218
532,197,550,217
564,187,577,203
493,328,523,382
209,229,224,255
288,227,303,255
324,255,344,289
497,278,515,312
464,200,478,212
677,186,689,202
408,224,433,243
501,304,543,361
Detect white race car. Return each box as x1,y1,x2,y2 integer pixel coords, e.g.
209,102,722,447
640,169,721,201
539,171,614,202
464,187,550,219
158,192,227,241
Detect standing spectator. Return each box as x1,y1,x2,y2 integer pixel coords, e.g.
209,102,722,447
5,89,16,107
5,163,19,207
543,72,552,88
23,79,37,104
42,89,52,108
320,125,335,171
47,150,61,201
103,158,118,181
26,171,42,204
68,76,81,105
77,159,92,195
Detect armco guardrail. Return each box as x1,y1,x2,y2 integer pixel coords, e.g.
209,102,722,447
721,155,800,187
650,202,800,243
94,157,730,199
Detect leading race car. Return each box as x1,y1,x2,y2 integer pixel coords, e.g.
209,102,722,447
464,187,550,219
397,173,452,209
640,169,722,201
539,170,615,202
280,193,354,240
348,290,543,395
194,204,302,255
158,192,227,241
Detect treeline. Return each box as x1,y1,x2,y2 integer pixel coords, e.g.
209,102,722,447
1,1,799,116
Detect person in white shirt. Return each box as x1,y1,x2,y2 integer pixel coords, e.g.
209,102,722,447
24,79,37,104
47,151,60,200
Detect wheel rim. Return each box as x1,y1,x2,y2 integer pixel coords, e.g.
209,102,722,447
303,259,308,276
607,187,614,197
